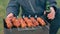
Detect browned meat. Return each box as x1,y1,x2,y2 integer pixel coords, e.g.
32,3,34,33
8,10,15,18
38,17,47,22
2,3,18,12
5,18,13,29
30,17,39,27
19,18,27,28
12,17,20,28
37,17,46,26
24,17,33,27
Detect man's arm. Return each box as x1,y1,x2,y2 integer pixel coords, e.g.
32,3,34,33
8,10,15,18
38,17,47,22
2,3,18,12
48,0,57,11
6,0,20,17
6,0,20,28
45,0,57,19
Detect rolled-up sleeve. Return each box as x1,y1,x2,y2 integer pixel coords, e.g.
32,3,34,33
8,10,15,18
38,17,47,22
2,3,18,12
6,0,20,17
48,0,57,11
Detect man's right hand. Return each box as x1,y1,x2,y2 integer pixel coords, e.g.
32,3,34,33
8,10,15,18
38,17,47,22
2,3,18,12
5,13,14,29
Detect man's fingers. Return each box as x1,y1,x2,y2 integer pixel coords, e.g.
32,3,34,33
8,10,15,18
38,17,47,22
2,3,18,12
47,14,55,19
44,11,46,15
7,13,14,18
5,13,14,28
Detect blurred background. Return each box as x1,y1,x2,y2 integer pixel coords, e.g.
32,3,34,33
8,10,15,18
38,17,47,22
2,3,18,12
0,0,60,34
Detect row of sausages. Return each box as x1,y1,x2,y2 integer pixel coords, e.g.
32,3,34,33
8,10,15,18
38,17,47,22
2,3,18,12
5,17,46,29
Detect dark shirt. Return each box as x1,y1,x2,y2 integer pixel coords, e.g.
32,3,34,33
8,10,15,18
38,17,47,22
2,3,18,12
6,0,57,17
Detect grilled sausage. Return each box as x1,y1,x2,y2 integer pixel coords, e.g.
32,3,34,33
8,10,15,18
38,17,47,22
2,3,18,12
5,18,13,29
37,17,46,26
12,17,20,28
24,17,33,27
12,17,16,22
30,17,39,27
19,18,27,28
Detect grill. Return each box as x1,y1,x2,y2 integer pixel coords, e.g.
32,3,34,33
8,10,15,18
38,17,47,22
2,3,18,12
3,15,50,34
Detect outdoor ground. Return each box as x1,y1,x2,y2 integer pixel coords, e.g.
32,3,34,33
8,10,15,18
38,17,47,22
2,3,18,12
0,0,60,34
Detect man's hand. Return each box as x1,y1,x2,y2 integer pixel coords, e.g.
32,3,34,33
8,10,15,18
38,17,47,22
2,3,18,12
5,13,14,29
47,7,56,20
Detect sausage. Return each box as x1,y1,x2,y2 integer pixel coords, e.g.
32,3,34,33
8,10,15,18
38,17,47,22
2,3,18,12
12,17,16,22
19,18,27,28
12,17,20,28
24,17,33,27
30,17,39,27
37,17,46,26
5,18,13,29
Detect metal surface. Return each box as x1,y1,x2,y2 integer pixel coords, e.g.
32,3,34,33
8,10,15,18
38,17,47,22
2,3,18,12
4,27,49,34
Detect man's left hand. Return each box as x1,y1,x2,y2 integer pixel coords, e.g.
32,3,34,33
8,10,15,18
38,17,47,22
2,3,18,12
47,7,56,20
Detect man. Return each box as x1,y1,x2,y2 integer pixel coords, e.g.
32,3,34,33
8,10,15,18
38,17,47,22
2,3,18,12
6,0,60,34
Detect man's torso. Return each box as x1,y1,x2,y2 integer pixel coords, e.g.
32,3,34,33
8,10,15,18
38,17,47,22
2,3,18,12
17,0,46,16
